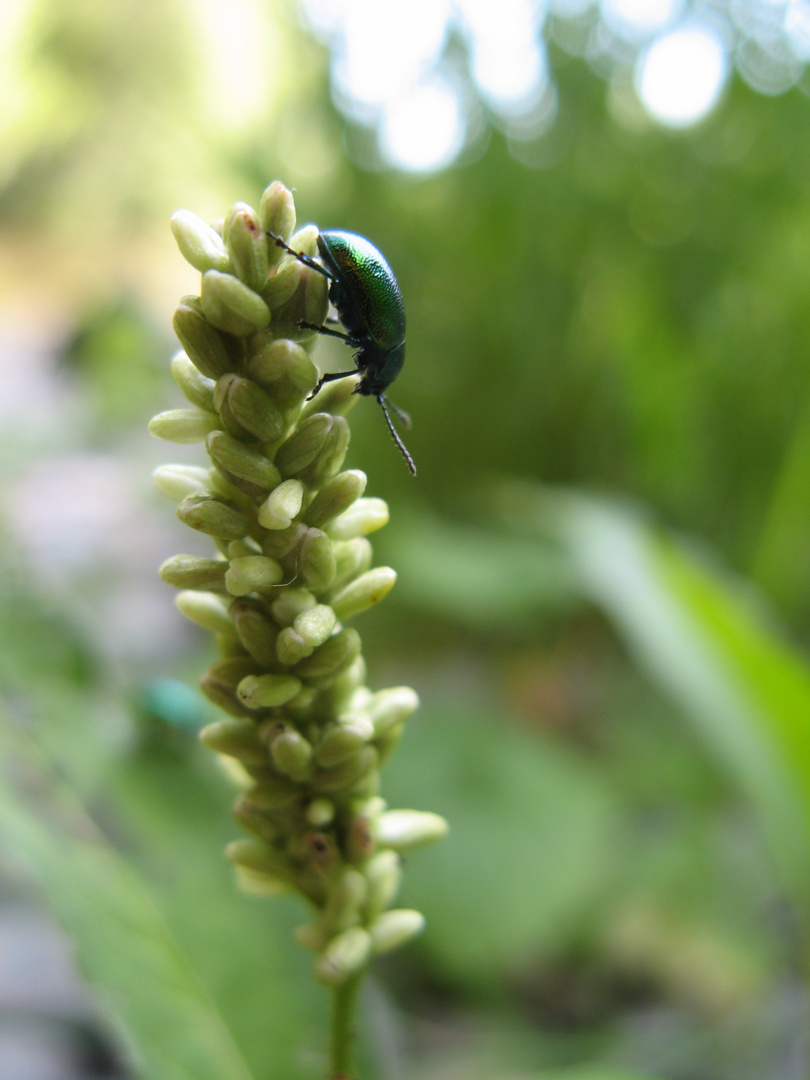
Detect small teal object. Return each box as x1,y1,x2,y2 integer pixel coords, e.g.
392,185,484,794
268,229,416,475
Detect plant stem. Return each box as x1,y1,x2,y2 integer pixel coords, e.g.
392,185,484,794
330,973,362,1079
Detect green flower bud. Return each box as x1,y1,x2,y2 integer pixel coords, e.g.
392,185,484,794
173,296,240,379
176,590,232,633
238,673,303,709
148,408,219,444
171,351,217,412
262,259,303,311
296,628,361,682
374,810,449,851
275,413,333,477
364,850,402,920
271,728,314,782
224,203,268,294
199,718,268,764
314,927,373,988
206,431,281,493
201,270,271,337
298,529,336,591
306,798,335,827
199,659,258,718
369,910,425,955
310,746,377,794
314,718,373,768
294,923,328,952
258,479,304,530
365,687,420,737
232,794,280,844
159,554,227,591
261,522,307,560
177,494,251,540
375,724,404,767
259,181,296,258
170,210,230,273
247,337,319,396
330,567,396,622
244,776,301,810
318,657,368,716
230,599,279,665
215,374,284,444
275,627,314,666
228,539,260,558
303,416,350,487
233,867,290,896
270,588,315,627
323,869,367,933
152,464,211,500
225,555,284,596
303,470,367,529
226,838,293,882
300,375,360,421
329,538,373,594
327,498,389,540
270,262,329,343
294,604,337,648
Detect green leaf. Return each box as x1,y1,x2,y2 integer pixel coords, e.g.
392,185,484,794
0,714,254,1080
385,706,623,982
504,484,810,910
381,509,576,630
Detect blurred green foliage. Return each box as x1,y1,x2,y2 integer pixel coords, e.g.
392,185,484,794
1,3,810,1079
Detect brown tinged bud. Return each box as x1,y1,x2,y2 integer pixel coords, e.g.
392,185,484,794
224,203,269,294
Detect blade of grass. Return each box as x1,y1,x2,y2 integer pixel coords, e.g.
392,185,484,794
0,710,254,1080
499,483,810,911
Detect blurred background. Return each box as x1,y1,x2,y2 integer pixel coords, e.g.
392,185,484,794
1,1,810,1078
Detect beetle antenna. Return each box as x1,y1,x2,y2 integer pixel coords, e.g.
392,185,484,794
265,231,331,279
377,395,417,476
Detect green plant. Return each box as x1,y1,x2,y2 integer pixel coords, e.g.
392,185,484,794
149,181,447,1077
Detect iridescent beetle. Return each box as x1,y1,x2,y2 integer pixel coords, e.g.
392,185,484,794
268,229,416,475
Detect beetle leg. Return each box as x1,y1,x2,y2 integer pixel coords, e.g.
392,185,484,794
266,232,332,279
297,321,355,343
307,369,360,400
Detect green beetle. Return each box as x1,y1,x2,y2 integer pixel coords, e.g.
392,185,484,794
269,229,416,475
